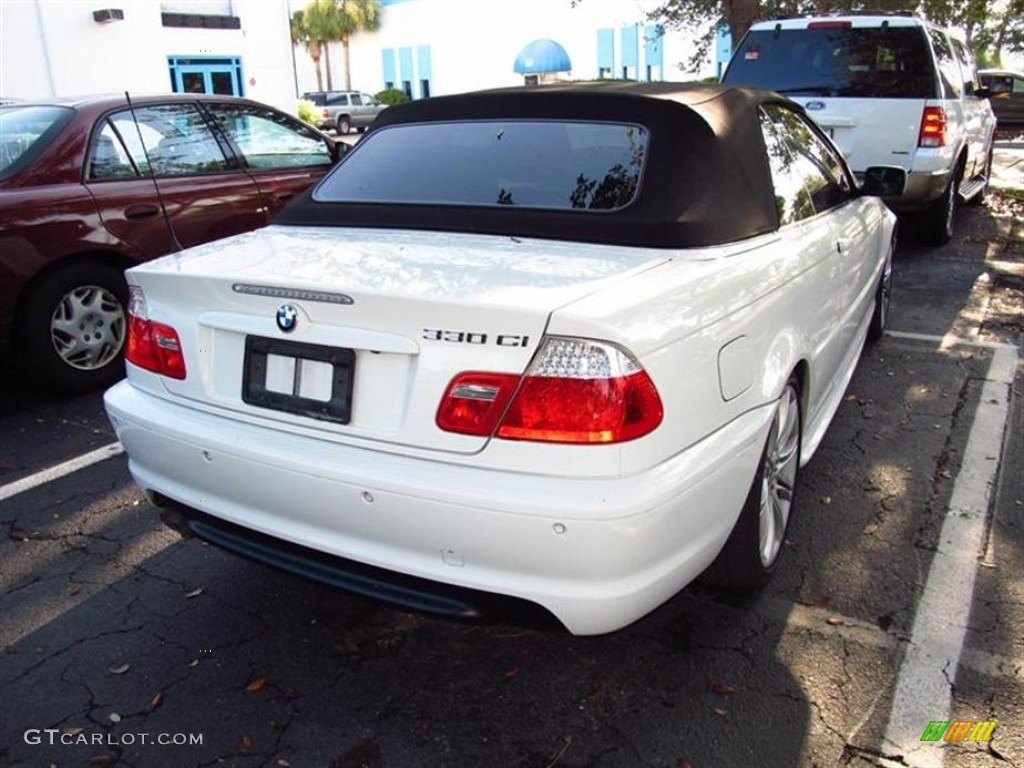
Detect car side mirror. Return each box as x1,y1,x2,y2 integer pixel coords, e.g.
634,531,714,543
973,85,992,99
328,138,350,163
860,166,907,197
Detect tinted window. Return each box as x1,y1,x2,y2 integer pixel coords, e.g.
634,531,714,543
950,37,982,95
206,103,331,169
726,27,935,98
350,94,363,106
88,121,139,180
108,103,229,177
315,120,648,211
759,110,815,226
326,93,350,106
0,105,73,180
929,30,961,98
773,106,850,212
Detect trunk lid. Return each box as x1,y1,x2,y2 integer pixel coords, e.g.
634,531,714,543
129,225,670,454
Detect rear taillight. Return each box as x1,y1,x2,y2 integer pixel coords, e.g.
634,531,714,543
919,106,947,147
322,108,330,120
125,286,186,380
436,337,663,444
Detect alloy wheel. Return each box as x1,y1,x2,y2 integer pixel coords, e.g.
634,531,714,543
758,383,800,568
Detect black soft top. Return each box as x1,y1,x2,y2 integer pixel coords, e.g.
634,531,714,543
277,82,795,248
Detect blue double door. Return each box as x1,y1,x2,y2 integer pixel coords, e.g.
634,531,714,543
169,57,243,96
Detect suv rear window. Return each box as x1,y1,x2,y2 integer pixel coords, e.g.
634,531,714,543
314,120,648,211
725,26,937,98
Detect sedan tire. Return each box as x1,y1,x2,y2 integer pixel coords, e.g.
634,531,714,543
704,377,802,590
19,261,128,394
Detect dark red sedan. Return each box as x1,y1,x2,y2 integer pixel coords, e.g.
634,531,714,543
0,93,341,393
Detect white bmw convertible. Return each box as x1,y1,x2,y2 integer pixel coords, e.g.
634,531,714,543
104,83,903,635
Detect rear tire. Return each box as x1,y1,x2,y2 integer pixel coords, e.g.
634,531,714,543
17,261,128,395
337,116,351,135
703,377,802,590
867,234,894,343
920,160,962,246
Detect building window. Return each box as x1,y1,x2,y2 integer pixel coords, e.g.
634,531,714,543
402,80,412,99
599,67,611,79
168,56,243,96
420,79,431,98
384,81,394,90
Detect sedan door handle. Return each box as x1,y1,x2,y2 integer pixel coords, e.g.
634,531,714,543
836,238,853,254
274,193,294,203
124,203,161,220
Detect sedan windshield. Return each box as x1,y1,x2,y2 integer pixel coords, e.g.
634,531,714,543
0,105,73,180
314,120,648,211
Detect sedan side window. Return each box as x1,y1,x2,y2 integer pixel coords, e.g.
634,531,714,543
758,109,815,226
87,121,138,180
768,106,851,213
109,104,229,177
205,104,332,170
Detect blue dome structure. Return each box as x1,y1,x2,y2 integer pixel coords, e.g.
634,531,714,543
513,39,572,74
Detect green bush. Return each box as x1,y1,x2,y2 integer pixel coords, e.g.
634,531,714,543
374,88,410,106
296,99,319,127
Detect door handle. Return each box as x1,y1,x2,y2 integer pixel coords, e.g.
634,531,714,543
836,238,853,254
124,203,160,220
274,192,294,203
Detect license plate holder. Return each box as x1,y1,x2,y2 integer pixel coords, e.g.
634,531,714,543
242,336,355,424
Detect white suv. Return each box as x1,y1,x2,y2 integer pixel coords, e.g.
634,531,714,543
722,13,996,245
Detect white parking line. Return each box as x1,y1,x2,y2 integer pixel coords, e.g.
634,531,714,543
881,342,1018,767
0,442,124,502
886,329,1019,351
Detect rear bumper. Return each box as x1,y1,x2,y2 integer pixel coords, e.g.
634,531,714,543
883,168,952,212
105,381,772,635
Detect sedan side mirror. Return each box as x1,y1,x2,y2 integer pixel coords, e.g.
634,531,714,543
327,137,350,163
860,166,907,198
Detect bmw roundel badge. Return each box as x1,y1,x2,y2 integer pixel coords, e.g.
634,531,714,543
276,304,298,333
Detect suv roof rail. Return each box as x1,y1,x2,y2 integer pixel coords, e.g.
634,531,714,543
766,10,918,20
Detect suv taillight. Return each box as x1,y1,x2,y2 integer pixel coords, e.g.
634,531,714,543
125,286,186,380
919,106,947,147
436,338,663,444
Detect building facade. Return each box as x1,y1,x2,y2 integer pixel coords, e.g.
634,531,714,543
1,0,299,113
0,0,728,115
294,0,728,101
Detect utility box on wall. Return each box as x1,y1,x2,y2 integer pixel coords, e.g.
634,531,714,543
92,9,125,24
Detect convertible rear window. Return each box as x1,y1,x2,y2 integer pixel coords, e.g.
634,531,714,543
0,105,73,180
313,120,648,211
725,27,936,98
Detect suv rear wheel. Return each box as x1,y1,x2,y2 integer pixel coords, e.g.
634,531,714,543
921,159,964,246
337,115,351,135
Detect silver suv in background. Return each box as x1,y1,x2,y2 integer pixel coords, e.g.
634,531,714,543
302,90,386,135
722,13,996,245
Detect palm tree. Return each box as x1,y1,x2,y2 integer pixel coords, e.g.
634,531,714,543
334,0,382,91
291,0,343,92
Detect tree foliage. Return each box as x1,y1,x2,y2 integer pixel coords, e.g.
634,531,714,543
641,0,1024,73
291,0,381,93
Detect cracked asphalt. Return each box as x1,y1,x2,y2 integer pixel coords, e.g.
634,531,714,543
1,192,1022,768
